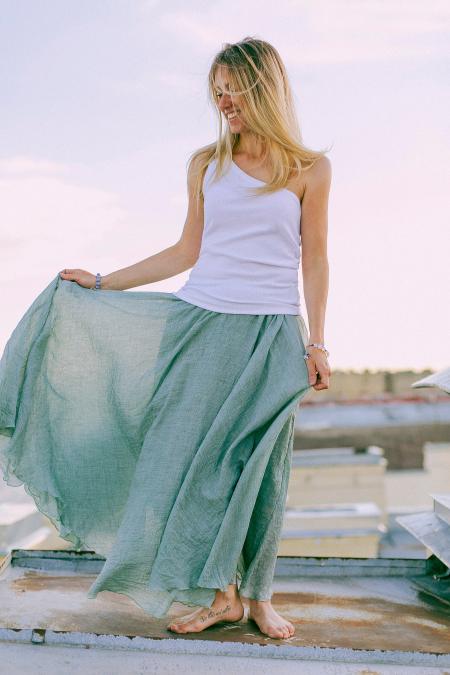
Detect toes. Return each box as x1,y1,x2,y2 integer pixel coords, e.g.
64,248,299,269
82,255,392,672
167,622,188,633
269,627,286,639
270,623,293,639
283,624,292,638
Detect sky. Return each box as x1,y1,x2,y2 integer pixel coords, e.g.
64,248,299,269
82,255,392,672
0,0,449,371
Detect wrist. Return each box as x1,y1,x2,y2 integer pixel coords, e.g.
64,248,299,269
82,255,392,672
99,273,113,290
306,342,329,358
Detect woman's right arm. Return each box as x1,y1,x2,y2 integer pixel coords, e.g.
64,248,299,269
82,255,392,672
60,157,205,291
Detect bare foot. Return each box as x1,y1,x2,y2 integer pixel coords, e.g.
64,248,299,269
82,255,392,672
247,599,295,639
167,584,244,634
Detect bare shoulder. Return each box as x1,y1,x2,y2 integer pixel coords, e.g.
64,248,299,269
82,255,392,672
303,155,332,196
290,155,331,202
187,145,216,188
187,152,204,188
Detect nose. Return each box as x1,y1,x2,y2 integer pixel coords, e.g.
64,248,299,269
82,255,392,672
218,93,233,112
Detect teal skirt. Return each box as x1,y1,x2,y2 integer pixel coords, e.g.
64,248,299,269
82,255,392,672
0,274,311,617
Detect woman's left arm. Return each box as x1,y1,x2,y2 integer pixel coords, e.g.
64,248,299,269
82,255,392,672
300,155,332,390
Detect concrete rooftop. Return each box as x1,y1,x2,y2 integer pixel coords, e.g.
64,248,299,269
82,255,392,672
1,549,449,672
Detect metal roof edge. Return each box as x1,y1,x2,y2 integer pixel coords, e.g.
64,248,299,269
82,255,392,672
2,548,440,578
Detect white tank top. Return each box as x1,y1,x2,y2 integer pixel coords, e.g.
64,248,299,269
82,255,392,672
173,157,302,314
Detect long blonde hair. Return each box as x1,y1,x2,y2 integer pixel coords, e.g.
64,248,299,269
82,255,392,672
188,36,331,210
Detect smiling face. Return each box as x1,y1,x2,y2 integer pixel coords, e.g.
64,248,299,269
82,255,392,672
213,65,247,132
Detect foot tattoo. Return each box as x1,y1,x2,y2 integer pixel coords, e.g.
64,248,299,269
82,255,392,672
199,603,232,623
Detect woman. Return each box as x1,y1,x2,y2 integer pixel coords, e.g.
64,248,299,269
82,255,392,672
0,37,331,640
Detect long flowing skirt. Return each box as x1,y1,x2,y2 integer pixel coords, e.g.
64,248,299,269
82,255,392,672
0,274,311,617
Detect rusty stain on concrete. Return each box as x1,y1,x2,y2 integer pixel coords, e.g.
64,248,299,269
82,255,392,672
9,571,450,653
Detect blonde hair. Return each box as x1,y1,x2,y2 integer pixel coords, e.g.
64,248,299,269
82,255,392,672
188,36,332,210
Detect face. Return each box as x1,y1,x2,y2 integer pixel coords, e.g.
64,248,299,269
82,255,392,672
213,66,246,132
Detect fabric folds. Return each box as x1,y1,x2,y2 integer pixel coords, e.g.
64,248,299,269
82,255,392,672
0,273,311,617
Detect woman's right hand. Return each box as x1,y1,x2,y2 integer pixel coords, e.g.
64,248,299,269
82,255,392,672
59,268,97,289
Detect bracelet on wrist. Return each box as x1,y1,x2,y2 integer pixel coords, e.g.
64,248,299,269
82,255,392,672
92,272,102,290
306,343,330,357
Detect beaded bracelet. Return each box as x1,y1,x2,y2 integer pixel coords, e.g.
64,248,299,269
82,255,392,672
92,272,101,290
306,343,330,357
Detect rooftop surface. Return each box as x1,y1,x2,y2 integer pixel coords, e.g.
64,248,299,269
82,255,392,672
296,398,450,429
1,549,449,672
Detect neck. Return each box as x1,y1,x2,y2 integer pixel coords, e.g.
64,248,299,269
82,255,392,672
235,131,267,160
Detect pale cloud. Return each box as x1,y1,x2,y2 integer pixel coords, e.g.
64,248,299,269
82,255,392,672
0,156,137,352
0,156,69,176
155,70,205,95
158,11,226,51
106,79,149,95
0,157,125,263
156,0,449,65
139,0,164,13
